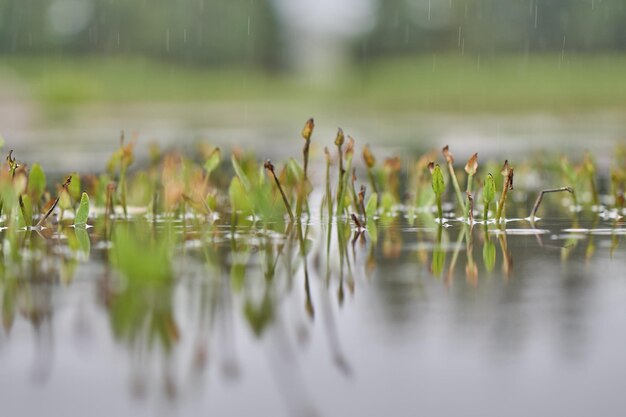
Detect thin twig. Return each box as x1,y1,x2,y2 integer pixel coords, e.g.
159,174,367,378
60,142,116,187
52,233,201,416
529,187,574,221
264,160,294,221
35,176,71,228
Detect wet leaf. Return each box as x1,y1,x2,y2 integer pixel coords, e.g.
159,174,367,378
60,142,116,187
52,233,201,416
231,154,250,190
483,173,496,205
228,177,253,215
431,164,445,196
68,173,81,201
19,194,33,228
203,147,221,176
28,163,46,202
365,193,378,218
74,192,90,226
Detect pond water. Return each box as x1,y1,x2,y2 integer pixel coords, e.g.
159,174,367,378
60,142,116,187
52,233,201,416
1,211,625,417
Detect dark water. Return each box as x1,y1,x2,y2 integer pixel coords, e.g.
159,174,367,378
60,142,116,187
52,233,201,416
1,212,625,417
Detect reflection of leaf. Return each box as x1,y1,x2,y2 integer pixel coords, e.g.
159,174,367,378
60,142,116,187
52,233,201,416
366,221,378,243
75,227,91,255
231,262,247,292
244,294,274,337
483,239,496,272
74,192,90,226
432,247,445,277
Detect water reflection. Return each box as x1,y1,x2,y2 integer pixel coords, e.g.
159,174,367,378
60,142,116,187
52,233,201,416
1,212,625,416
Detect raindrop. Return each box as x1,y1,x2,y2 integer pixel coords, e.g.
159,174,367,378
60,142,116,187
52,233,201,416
247,16,251,36
165,28,170,52
534,2,539,28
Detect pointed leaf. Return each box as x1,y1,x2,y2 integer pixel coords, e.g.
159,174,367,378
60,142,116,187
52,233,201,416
231,154,250,191
431,164,445,196
28,163,46,202
483,173,496,205
74,192,90,226
204,148,221,176
365,193,378,218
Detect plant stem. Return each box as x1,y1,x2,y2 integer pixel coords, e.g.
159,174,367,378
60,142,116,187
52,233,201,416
264,160,294,221
496,168,514,223
35,176,72,228
529,187,574,222
447,162,466,214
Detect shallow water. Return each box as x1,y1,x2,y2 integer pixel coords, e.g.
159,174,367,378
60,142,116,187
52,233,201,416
1,213,625,417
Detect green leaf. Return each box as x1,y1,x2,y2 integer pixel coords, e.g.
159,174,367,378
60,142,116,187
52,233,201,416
228,177,253,214
431,164,445,196
380,192,395,214
203,148,221,176
20,194,33,228
74,192,90,226
231,154,250,191
28,163,46,202
365,193,378,218
483,173,496,205
68,173,81,201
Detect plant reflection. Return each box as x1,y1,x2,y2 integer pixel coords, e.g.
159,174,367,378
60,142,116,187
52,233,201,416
0,202,625,415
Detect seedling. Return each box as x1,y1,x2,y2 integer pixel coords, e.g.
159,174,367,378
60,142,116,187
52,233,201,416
362,145,379,200
358,185,367,225
442,145,466,214
466,191,474,224
495,160,514,223
297,118,314,218
74,192,90,227
465,153,478,195
264,160,294,221
429,162,445,220
483,173,496,221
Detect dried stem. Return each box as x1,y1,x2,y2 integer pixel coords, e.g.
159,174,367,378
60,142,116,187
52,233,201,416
529,187,574,222
35,176,71,228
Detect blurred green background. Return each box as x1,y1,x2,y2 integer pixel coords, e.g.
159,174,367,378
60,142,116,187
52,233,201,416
1,0,625,112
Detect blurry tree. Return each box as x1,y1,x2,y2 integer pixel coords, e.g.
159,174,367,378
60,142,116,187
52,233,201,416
0,0,625,69
363,0,626,58
0,0,281,67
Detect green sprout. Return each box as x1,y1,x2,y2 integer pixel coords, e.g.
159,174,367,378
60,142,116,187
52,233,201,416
429,162,445,220
442,145,466,214
483,173,496,221
495,160,514,224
